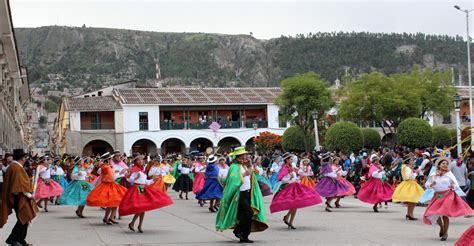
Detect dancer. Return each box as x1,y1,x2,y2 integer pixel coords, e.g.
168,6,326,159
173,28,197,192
192,156,206,206
196,155,223,212
270,153,322,229
253,157,272,197
86,153,127,225
147,160,167,193
315,155,349,212
172,157,193,199
59,157,94,218
334,159,356,208
111,150,129,188
269,156,282,188
392,157,424,220
216,147,268,243
299,158,315,189
357,156,394,212
120,155,173,233
423,157,473,241
33,156,64,212
217,157,229,185
50,157,68,204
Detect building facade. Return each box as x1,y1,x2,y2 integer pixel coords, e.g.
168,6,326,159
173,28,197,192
0,0,30,156
55,87,286,156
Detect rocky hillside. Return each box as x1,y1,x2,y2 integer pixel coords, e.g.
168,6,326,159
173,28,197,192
14,26,469,92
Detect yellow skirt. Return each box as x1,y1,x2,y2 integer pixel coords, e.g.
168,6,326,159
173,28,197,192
392,180,424,203
163,173,176,184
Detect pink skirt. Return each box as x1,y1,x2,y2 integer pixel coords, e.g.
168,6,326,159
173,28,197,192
357,178,394,204
34,178,64,199
336,177,356,197
270,182,322,213
192,173,205,194
455,225,474,246
423,190,474,225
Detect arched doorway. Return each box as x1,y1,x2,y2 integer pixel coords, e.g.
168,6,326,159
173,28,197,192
83,140,113,156
245,138,255,152
218,137,241,153
190,138,214,153
132,139,158,156
161,138,186,154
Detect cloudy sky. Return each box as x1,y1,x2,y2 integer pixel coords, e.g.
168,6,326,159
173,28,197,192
9,0,474,39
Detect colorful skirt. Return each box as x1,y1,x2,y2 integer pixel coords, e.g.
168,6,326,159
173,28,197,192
270,182,322,213
51,175,69,189
34,178,64,199
300,176,316,189
423,190,473,225
392,180,424,203
315,176,350,198
119,184,173,216
336,177,356,197
256,174,272,197
269,172,279,188
419,187,466,204
163,173,176,184
196,178,223,200
172,174,193,192
86,181,127,207
151,177,167,193
59,180,94,206
455,225,474,246
357,178,394,204
192,173,205,194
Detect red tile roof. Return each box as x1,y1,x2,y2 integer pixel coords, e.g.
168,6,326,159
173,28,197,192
64,96,122,111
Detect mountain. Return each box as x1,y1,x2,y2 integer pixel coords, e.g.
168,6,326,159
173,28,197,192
14,26,469,92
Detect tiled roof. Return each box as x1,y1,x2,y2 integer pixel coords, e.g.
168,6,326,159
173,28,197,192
114,87,281,105
64,96,122,111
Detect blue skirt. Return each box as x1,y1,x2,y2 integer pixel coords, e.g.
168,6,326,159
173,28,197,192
196,178,223,200
269,172,279,188
59,180,94,206
52,175,69,189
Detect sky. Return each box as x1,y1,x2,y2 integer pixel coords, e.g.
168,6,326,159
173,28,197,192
9,0,474,39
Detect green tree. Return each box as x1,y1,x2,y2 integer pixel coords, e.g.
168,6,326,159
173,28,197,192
48,95,62,104
431,126,451,147
276,72,334,152
39,115,47,125
44,99,58,113
325,122,363,153
282,126,315,152
361,128,382,149
397,118,432,148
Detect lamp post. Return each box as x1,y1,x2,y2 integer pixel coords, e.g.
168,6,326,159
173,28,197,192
453,93,462,157
454,5,474,150
312,112,320,151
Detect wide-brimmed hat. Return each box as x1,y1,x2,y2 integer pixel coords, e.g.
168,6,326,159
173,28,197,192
13,149,27,160
176,155,182,160
422,152,431,158
132,154,145,162
232,146,248,156
111,150,122,158
207,154,218,163
282,152,293,161
300,158,310,165
434,157,450,167
100,152,111,161
371,155,380,162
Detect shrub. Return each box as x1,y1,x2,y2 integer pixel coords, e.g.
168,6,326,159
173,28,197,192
282,126,315,152
397,118,432,148
361,128,381,149
431,126,450,147
325,122,363,153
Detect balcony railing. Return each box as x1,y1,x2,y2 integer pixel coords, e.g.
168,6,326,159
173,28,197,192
160,121,185,130
159,120,268,130
82,122,115,130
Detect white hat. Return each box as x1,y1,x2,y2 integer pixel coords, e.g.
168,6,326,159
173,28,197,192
422,152,431,157
207,154,218,163
362,152,368,157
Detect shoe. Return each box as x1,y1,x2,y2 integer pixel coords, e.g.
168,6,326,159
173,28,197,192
234,232,244,241
214,205,219,210
240,238,254,243
128,223,135,232
103,219,112,225
385,205,388,209
36,202,43,208
75,210,85,218
334,203,341,208
283,216,290,226
108,219,119,224
44,208,49,213
373,205,379,213
209,207,216,213
138,227,144,233
199,201,204,207
405,215,417,221
288,224,296,230
325,201,333,208
186,196,189,200
440,234,448,241
325,207,332,212
179,194,183,199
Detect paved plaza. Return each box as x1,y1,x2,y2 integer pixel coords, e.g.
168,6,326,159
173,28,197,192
1,192,472,246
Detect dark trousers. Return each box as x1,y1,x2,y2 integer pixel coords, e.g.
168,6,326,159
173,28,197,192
6,195,28,244
234,190,252,238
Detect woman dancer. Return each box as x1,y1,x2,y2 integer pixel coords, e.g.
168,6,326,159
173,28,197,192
270,153,322,229
196,155,223,212
423,157,473,241
269,157,282,189
50,158,68,204
357,156,394,212
192,156,206,206
86,154,128,225
334,159,356,208
34,157,64,212
392,157,424,220
298,158,315,189
217,157,229,185
253,157,272,197
315,155,349,212
172,157,193,199
120,155,173,233
59,158,94,218
147,160,167,193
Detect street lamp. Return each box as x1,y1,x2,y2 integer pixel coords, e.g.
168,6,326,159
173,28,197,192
312,112,321,151
454,5,474,150
453,93,462,156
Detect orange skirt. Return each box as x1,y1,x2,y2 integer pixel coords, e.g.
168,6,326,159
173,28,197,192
300,176,316,189
151,178,167,193
86,182,127,207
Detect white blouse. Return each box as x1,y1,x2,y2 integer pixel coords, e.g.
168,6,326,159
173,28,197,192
128,171,154,185
39,166,51,179
298,166,313,177
425,173,459,192
50,166,65,176
148,166,164,177
240,165,251,191
281,171,299,184
218,166,229,180
179,164,190,175
72,169,87,181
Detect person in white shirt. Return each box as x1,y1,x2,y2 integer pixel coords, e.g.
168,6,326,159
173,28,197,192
172,157,193,199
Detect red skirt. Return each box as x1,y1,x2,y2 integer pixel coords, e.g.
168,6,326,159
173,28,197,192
357,178,394,204
455,225,474,246
423,190,473,225
192,173,205,194
86,182,127,207
119,184,173,216
270,182,322,213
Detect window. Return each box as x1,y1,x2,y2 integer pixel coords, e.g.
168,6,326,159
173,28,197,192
139,112,148,130
442,115,452,124
278,111,287,128
91,112,101,129
98,91,103,96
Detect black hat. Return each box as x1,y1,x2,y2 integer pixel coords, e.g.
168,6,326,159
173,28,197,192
13,149,27,160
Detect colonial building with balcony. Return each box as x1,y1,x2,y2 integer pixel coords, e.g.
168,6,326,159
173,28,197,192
56,87,286,156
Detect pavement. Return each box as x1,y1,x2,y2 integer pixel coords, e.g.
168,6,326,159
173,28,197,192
0,192,472,246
